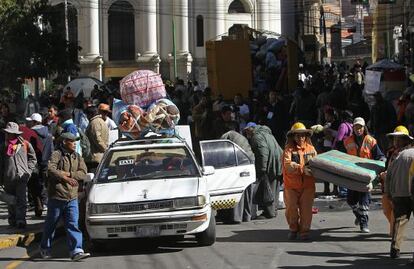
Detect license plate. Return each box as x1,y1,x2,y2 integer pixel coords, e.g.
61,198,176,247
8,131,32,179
136,226,160,237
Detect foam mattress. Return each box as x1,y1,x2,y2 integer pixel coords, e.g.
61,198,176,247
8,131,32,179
309,150,385,184
311,167,373,192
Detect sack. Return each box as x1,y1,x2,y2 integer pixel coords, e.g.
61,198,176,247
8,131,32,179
77,128,91,160
254,175,274,205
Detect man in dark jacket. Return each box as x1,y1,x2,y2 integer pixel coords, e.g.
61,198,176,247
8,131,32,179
40,132,90,261
0,122,37,228
244,123,283,219
370,92,397,151
26,113,54,217
265,91,289,146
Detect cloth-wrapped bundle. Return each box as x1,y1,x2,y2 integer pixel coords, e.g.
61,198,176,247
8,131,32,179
120,70,166,109
309,150,385,192
144,99,180,131
112,99,147,139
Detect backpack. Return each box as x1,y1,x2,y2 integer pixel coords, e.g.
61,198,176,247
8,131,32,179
76,127,91,160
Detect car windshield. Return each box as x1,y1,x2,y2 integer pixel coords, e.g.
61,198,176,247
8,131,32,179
97,146,200,183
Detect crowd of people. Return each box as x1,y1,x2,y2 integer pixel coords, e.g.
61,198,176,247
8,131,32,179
0,61,414,260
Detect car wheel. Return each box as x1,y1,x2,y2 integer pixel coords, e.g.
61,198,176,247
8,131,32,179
195,214,216,246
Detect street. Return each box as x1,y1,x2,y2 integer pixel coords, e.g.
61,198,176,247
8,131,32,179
1,197,414,269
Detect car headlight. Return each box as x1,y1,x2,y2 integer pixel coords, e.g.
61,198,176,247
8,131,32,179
89,203,119,215
173,195,206,209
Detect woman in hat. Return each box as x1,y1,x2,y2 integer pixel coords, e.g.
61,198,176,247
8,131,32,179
282,122,317,240
0,122,37,228
343,117,385,233
381,126,414,236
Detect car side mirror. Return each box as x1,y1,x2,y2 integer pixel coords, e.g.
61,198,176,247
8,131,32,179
85,173,94,183
203,166,215,176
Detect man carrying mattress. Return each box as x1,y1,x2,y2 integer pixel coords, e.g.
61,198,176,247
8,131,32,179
384,143,414,259
344,117,385,233
380,126,413,236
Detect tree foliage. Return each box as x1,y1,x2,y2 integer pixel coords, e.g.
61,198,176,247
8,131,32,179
0,0,80,90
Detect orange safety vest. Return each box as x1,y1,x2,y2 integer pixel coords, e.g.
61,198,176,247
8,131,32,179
344,134,376,159
282,142,317,190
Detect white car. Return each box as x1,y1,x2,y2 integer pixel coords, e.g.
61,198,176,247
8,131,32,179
85,137,255,248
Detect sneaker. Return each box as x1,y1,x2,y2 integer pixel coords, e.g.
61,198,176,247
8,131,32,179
354,218,360,226
390,247,400,259
71,252,90,261
360,227,370,233
40,249,51,259
288,232,297,240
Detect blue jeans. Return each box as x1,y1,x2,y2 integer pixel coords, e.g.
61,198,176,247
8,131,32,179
40,199,84,257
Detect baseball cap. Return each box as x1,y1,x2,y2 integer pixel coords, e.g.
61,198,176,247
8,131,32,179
353,117,365,127
26,113,42,123
60,132,80,141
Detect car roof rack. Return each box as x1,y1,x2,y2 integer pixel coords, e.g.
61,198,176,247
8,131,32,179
109,131,186,148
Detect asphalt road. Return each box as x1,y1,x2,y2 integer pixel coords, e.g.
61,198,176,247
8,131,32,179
1,201,414,269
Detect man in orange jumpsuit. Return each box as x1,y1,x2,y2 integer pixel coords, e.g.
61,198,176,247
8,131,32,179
282,122,317,240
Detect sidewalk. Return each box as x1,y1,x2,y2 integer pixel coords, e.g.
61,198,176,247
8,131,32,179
0,202,46,250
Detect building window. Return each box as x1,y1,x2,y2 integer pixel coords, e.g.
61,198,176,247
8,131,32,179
228,0,248,13
108,1,135,61
196,15,204,47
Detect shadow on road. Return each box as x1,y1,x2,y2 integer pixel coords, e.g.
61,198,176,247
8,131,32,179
217,226,390,243
278,251,413,268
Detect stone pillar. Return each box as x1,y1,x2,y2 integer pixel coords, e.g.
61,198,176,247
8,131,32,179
159,0,173,78
257,0,270,31
168,0,192,80
137,0,160,73
79,0,103,79
209,0,225,39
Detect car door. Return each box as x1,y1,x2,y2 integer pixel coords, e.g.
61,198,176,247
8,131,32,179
200,140,256,210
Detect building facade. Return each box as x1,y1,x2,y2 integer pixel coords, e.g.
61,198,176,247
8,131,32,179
50,0,281,85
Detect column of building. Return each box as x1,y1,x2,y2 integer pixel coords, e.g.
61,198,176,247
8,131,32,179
79,0,103,79
137,0,161,72
257,0,270,31
168,0,193,80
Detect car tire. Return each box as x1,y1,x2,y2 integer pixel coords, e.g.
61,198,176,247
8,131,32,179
196,214,216,246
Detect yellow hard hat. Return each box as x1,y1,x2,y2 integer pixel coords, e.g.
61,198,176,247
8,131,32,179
287,122,313,136
387,125,413,140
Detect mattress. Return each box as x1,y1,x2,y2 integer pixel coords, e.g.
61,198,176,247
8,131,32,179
309,150,385,184
311,167,373,193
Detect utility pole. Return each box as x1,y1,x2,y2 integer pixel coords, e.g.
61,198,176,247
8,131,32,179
64,0,71,82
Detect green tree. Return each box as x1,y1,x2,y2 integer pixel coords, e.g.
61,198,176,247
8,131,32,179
0,0,80,91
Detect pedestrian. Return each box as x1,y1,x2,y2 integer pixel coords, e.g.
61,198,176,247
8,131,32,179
60,91,89,132
40,132,90,261
98,103,117,130
344,117,385,233
213,106,239,138
282,122,317,240
370,91,397,151
219,130,255,223
44,105,59,136
244,122,283,219
85,106,109,171
57,109,82,155
26,113,54,217
384,146,414,259
0,122,37,228
380,126,413,236
233,94,250,131
265,91,289,147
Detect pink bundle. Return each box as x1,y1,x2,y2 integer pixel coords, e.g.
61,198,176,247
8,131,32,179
120,70,166,109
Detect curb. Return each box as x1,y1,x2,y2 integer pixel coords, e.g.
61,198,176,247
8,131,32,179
0,225,64,251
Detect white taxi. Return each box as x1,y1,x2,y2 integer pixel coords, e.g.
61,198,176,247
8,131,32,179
84,136,255,248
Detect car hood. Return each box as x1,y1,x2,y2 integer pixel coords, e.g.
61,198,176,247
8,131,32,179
88,177,200,204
